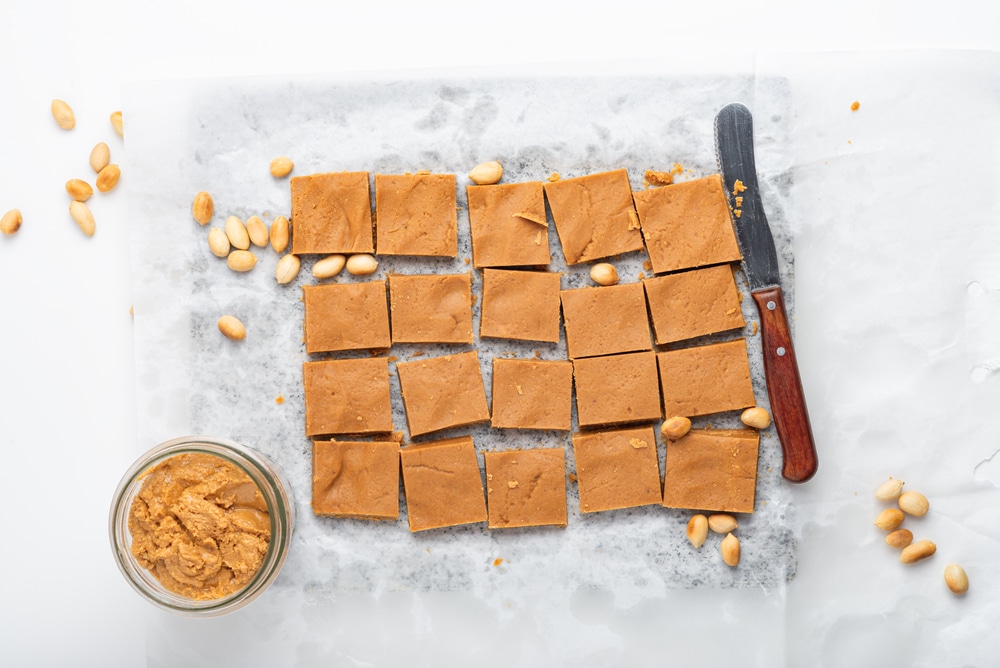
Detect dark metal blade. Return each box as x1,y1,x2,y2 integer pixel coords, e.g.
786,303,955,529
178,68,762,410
714,103,780,291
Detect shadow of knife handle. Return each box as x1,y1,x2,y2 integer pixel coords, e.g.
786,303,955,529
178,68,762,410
751,286,818,483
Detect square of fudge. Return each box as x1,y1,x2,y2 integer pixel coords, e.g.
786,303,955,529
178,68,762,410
290,171,374,254
632,174,742,274
560,282,651,359
388,273,473,344
400,435,487,531
396,351,490,437
484,448,567,528
312,439,400,520
573,351,661,428
643,264,745,345
467,182,550,268
374,173,458,256
303,280,390,353
656,339,756,417
490,358,573,431
543,169,644,264
479,269,561,343
303,358,393,436
662,428,759,513
571,425,662,513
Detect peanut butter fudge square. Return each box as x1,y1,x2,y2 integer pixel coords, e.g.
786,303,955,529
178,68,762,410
400,435,487,531
375,173,458,256
303,358,393,436
643,264,745,345
573,351,661,428
312,439,400,520
632,174,742,274
303,280,390,354
290,171,374,254
560,282,652,359
490,358,573,431
543,169,644,264
572,425,661,513
485,448,567,528
656,339,755,417
480,269,561,343
467,181,550,268
396,351,490,437
388,273,473,344
662,428,759,513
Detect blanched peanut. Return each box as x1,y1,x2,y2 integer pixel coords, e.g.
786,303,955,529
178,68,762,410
661,416,691,440
589,263,619,286
875,477,905,501
944,563,968,594
312,254,346,279
346,253,378,275
899,539,936,564
741,406,771,429
885,529,913,549
686,514,708,548
217,315,246,340
468,161,503,185
708,514,738,534
874,508,904,531
898,491,929,517
721,533,740,567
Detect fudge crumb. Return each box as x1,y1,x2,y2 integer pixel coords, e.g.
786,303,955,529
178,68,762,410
275,395,285,405
546,172,561,182
851,100,860,111
733,179,747,195
644,169,674,186
627,209,641,230
671,163,684,175
735,196,743,207
508,480,519,488
629,438,648,449
514,211,546,226
493,558,503,567
515,384,523,395
568,473,577,483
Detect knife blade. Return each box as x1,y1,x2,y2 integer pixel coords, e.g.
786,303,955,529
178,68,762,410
714,102,818,483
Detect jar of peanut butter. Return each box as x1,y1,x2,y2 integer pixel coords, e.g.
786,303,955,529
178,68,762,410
109,436,294,616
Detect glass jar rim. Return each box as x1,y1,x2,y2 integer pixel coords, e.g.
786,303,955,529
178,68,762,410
109,435,294,617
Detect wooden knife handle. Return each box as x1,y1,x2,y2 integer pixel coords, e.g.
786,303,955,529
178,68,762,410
751,286,818,483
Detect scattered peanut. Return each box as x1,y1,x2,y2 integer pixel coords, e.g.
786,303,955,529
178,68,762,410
207,228,230,257
899,539,936,564
589,263,619,286
661,416,691,440
110,111,124,138
51,99,75,130
225,215,250,250
875,477,905,501
686,514,708,549
312,254,346,279
1,208,22,235
269,157,294,178
269,215,290,253
468,160,503,185
246,215,269,247
944,563,969,595
874,508,905,531
192,192,214,225
275,254,301,285
346,253,378,276
96,164,121,193
69,201,96,237
90,142,111,173
898,491,929,517
720,533,740,567
741,406,772,429
885,528,913,549
708,514,738,534
217,315,246,340
227,250,257,272
65,179,93,202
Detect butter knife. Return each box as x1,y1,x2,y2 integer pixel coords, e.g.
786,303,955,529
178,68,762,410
714,102,818,483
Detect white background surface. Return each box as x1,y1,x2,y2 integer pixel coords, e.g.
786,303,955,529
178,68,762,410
2,1,999,666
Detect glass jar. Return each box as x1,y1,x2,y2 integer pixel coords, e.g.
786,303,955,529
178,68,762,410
109,435,294,617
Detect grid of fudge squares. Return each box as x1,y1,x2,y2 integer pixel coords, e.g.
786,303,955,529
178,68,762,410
399,435,488,531
662,428,760,514
572,425,662,513
375,173,458,256
290,171,374,254
312,438,400,520
388,273,473,344
467,181,550,268
643,264,745,345
484,448,567,528
632,174,742,275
